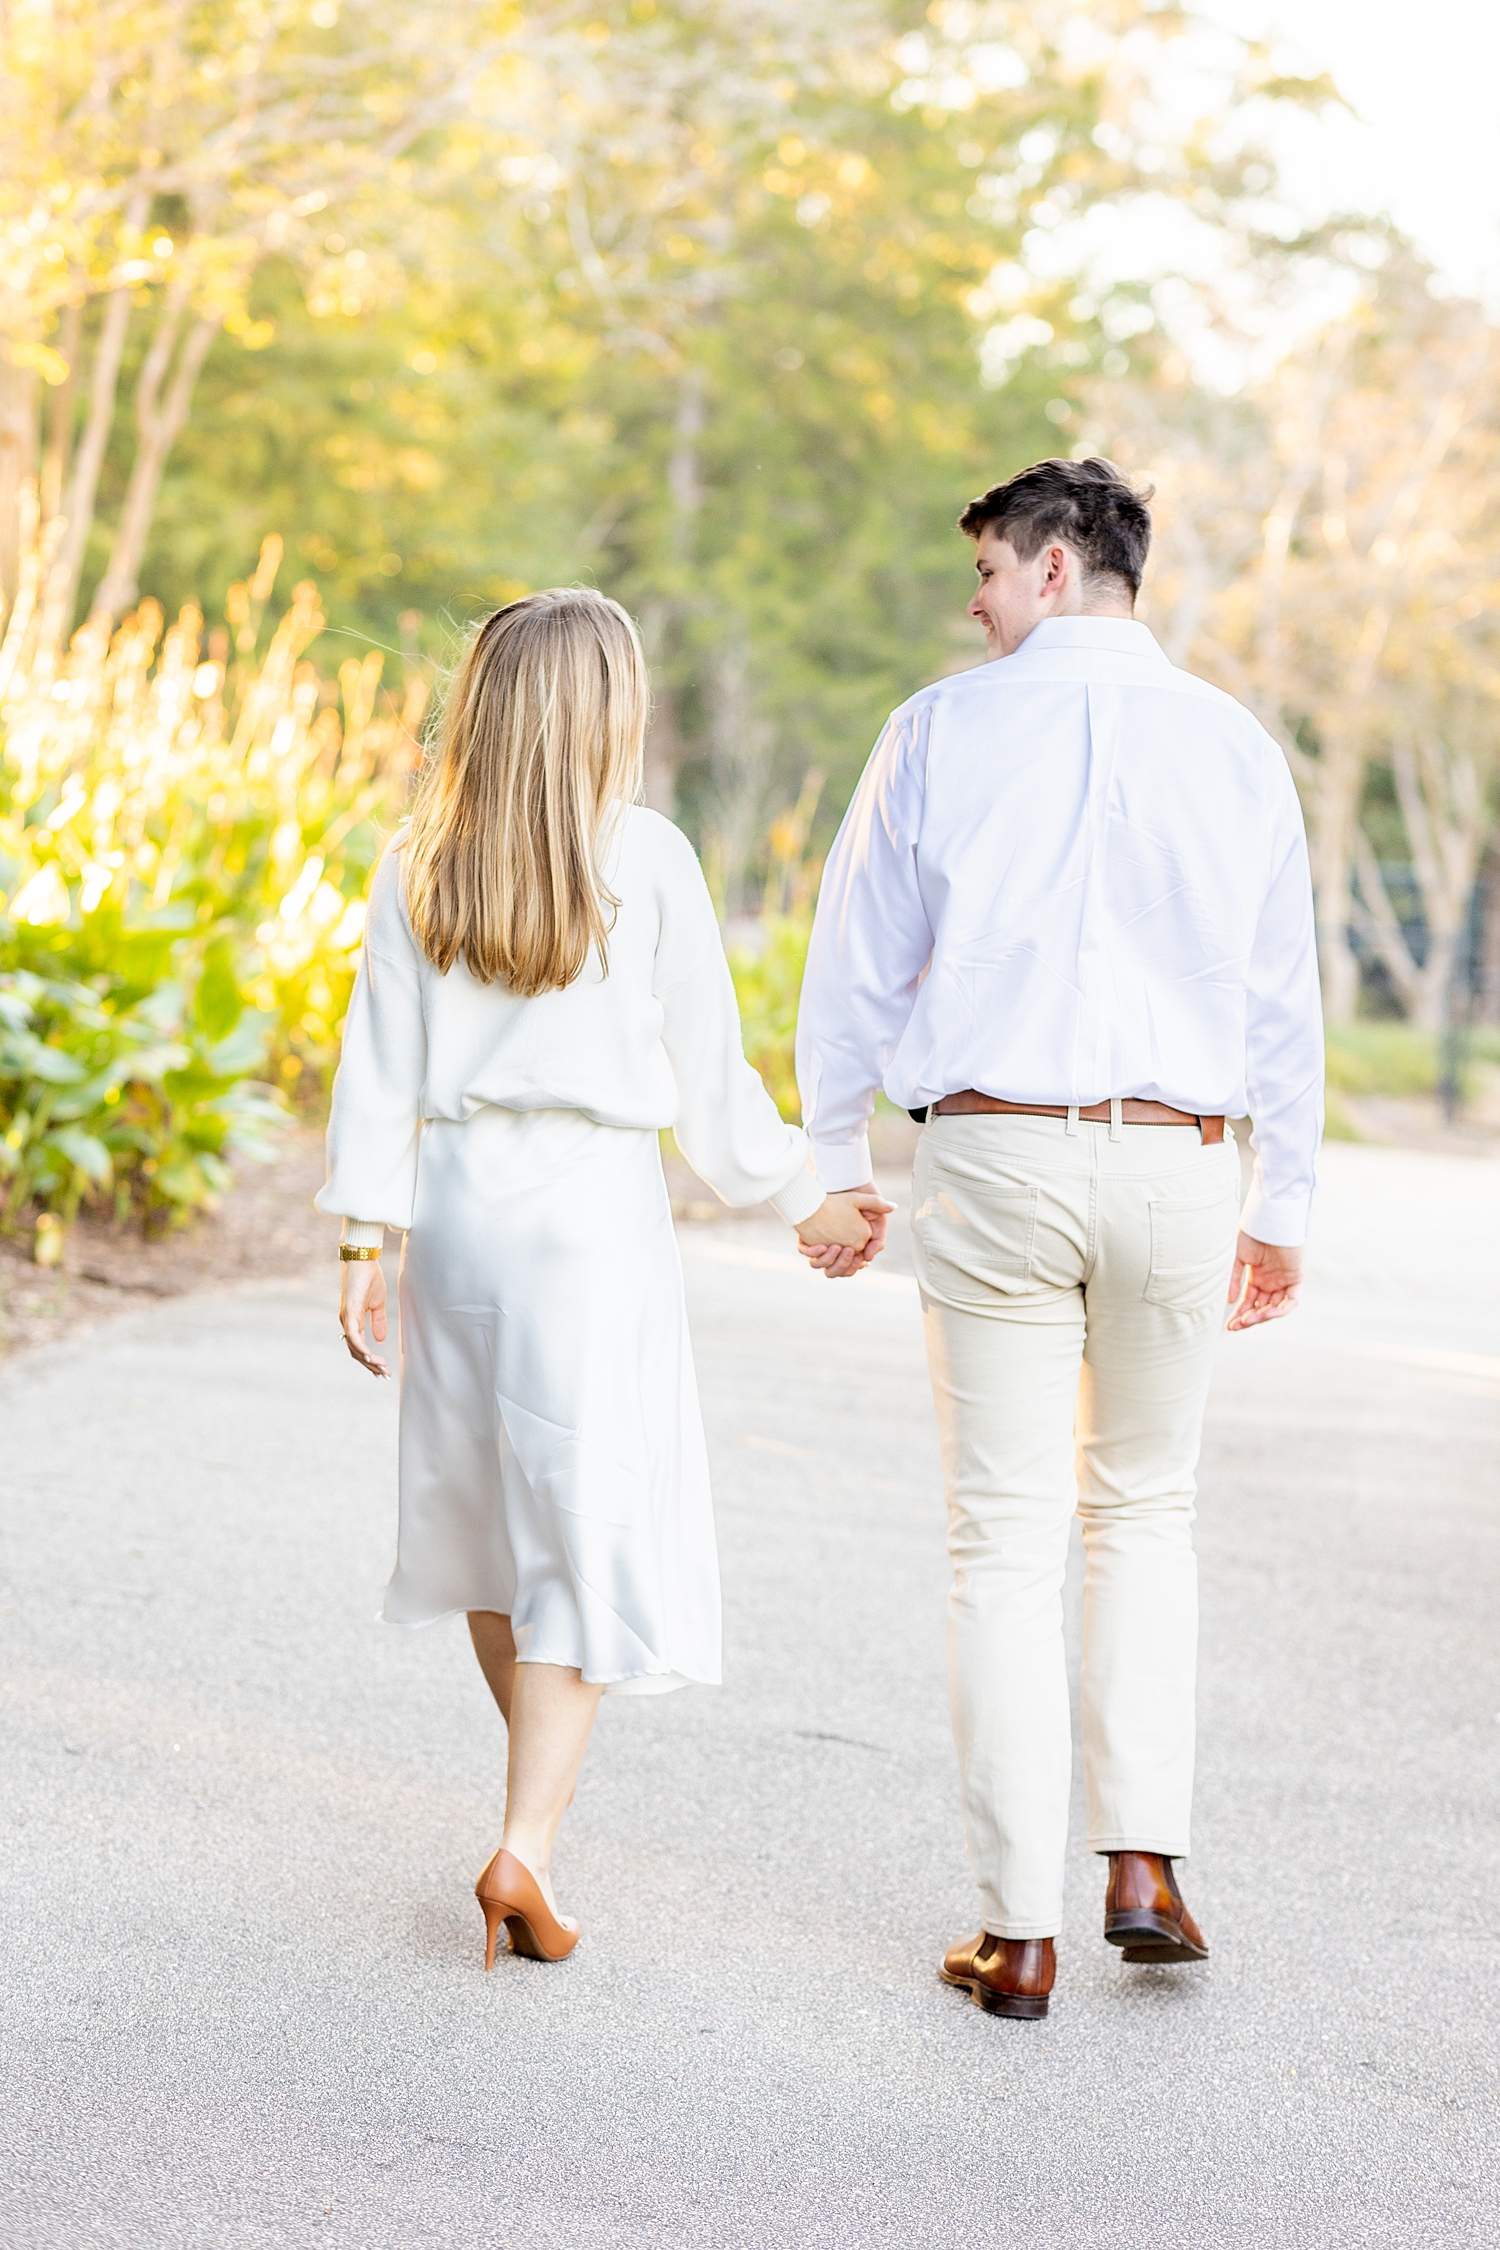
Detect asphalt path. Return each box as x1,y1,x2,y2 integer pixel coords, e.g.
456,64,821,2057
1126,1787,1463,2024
2,1141,1498,2248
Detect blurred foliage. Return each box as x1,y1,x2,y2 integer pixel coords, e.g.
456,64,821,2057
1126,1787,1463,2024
0,541,418,1241
729,913,813,1124
0,967,283,1232
92,0,1323,890
723,770,826,1119
1095,248,1500,1030
1324,1022,1500,1101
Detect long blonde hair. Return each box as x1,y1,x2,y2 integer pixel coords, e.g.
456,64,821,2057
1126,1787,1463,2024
403,588,648,995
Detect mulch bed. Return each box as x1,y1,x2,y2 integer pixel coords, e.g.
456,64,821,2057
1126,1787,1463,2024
0,1125,335,1361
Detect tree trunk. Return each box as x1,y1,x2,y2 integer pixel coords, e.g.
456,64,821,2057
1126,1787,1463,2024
0,477,50,701
40,300,82,528
0,352,39,612
706,625,771,917
89,308,220,626
1156,511,1215,667
1409,924,1459,1032
1477,847,1500,1029
1307,741,1364,1023
639,596,682,814
1349,826,1420,1017
640,365,710,816
1347,729,1490,1029
38,270,141,648
667,364,705,550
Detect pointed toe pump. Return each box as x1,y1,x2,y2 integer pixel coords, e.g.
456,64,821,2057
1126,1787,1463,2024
475,1847,581,1969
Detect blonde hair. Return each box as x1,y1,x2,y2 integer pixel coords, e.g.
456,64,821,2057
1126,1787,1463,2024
403,588,648,995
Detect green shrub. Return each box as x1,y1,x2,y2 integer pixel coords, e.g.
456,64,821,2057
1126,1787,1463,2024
0,549,418,1244
0,555,418,1092
729,912,811,1123
1324,1023,1438,1097
1324,1021,1500,1101
0,959,285,1234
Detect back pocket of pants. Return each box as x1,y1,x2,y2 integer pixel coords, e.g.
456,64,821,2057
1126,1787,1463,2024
913,1181,1039,1304
1145,1185,1238,1311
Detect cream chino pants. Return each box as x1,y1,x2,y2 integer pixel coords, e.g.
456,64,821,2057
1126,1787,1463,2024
911,1112,1242,1939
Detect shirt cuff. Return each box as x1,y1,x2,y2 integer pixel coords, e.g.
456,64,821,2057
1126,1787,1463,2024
768,1161,826,1227
811,1135,874,1193
340,1219,388,1250
1237,1179,1309,1248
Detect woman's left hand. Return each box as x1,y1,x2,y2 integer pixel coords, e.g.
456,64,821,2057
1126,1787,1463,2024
340,1258,391,1376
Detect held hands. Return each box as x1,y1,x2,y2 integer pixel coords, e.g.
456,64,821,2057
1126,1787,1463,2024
794,1186,895,1281
1227,1232,1303,1331
339,1212,1292,1329
340,1256,392,1376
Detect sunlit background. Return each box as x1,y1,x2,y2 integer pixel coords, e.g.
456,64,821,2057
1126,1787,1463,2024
2,0,1498,1263
1210,0,1500,305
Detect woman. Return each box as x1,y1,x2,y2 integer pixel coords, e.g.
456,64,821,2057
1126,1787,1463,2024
317,588,883,1970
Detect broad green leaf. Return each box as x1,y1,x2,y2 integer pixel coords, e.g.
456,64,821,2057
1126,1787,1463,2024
152,1154,207,1204
6,1036,90,1085
205,1010,273,1077
47,1127,113,1184
194,941,244,1044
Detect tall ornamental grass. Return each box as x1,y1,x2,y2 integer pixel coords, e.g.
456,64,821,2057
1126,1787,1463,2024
0,532,418,1248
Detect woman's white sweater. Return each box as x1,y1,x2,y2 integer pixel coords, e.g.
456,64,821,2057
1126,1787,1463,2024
316,805,824,1243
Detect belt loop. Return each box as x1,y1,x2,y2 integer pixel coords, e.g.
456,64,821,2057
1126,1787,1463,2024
1109,1096,1123,1142
1065,1105,1080,1137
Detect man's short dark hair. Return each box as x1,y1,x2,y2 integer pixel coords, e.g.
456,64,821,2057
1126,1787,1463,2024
958,457,1154,598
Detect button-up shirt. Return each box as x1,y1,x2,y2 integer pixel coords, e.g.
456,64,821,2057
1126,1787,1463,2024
795,617,1323,1245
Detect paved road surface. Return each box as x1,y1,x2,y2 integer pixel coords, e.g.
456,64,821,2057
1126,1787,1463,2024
2,1142,1498,2248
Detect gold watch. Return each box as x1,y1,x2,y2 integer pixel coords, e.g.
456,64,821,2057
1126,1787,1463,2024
339,1243,382,1261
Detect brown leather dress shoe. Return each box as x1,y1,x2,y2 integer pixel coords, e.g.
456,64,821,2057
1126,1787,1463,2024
1104,1851,1208,1963
940,1932,1055,2019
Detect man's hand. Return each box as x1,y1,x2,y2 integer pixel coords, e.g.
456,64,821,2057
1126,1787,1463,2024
340,1257,392,1375
1227,1233,1303,1331
795,1186,894,1281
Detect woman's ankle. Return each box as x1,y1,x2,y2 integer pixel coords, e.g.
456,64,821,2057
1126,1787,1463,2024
500,1827,550,1879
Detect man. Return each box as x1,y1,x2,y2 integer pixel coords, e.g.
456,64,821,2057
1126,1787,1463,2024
794,456,1322,2020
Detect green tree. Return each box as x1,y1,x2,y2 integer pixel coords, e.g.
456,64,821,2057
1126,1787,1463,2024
59,2,1334,879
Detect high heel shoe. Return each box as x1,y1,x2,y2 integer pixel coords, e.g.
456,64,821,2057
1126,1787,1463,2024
474,1846,581,1969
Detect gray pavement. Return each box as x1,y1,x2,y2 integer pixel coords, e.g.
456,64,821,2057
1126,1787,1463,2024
1,1142,1498,2248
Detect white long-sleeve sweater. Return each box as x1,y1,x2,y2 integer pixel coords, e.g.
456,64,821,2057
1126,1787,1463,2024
316,806,823,1241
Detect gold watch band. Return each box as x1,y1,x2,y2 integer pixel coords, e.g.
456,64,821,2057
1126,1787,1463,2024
339,1243,382,1261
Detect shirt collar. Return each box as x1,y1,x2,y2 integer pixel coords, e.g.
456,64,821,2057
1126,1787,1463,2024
1009,617,1168,663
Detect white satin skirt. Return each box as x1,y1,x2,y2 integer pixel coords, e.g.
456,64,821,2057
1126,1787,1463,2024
386,1104,721,1694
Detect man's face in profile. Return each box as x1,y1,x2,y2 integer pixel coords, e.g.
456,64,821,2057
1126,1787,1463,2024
967,521,1134,656
967,525,1077,657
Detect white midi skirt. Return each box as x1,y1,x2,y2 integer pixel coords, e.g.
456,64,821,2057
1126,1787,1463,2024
387,1104,721,1694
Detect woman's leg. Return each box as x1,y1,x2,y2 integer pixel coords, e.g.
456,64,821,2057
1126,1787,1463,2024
467,1610,517,1724
501,1661,603,1925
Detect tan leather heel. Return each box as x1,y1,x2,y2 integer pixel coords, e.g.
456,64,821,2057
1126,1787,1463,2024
474,1846,580,1968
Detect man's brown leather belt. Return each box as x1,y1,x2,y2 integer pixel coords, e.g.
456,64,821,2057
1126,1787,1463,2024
929,1092,1225,1145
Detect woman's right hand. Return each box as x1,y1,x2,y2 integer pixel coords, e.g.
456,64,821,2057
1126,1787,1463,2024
340,1258,391,1376
794,1188,894,1281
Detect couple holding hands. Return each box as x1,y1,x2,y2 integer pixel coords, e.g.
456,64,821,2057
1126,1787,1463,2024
320,457,1322,2020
